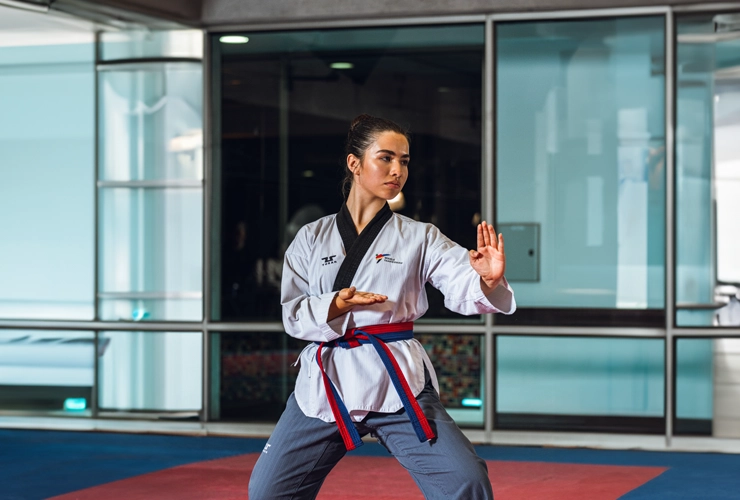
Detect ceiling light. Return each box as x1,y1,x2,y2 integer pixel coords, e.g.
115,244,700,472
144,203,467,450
330,62,354,70
220,35,249,44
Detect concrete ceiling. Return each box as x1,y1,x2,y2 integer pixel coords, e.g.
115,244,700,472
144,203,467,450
10,0,740,30
52,0,202,27
201,0,731,28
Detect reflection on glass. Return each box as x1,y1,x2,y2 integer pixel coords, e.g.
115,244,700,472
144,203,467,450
100,30,203,61
417,334,484,427
213,332,305,421
0,330,94,414
99,63,203,181
0,39,94,320
710,339,740,438
98,331,202,412
98,188,203,321
497,336,664,432
98,297,202,322
216,24,484,321
496,17,666,315
676,14,740,327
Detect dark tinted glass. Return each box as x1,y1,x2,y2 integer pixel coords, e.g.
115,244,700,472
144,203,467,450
214,332,305,421
215,24,484,321
417,333,484,427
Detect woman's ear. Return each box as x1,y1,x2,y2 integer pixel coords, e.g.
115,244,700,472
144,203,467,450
347,154,361,175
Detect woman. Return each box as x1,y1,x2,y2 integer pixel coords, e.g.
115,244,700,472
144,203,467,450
248,114,516,500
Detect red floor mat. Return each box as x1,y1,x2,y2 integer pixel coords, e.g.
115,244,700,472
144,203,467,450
50,453,666,500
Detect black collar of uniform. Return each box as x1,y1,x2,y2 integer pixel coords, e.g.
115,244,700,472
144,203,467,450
333,202,393,291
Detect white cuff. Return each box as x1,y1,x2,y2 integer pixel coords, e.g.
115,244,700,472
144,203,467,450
480,277,517,315
316,292,351,341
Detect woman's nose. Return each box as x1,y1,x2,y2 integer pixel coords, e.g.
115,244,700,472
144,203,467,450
390,160,402,176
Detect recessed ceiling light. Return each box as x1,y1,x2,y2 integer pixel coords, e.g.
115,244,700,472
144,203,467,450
220,35,249,44
330,62,354,70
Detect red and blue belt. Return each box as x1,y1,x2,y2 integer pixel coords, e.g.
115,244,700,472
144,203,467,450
316,321,436,451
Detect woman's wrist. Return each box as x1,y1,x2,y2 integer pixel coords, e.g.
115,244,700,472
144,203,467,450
480,277,502,293
327,292,353,322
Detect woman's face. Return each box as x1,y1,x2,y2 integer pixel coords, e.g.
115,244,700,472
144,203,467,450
349,131,409,201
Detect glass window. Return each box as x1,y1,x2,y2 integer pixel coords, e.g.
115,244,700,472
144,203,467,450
97,331,202,412
98,187,203,321
675,337,740,439
0,330,94,414
214,24,484,322
675,338,713,435
496,336,665,432
211,331,305,421
0,34,95,320
100,30,203,61
211,331,483,426
495,17,666,326
675,13,740,327
99,63,203,181
417,333,484,427
98,62,203,321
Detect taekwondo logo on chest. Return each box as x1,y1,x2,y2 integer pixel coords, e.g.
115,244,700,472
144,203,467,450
321,255,337,266
375,253,403,265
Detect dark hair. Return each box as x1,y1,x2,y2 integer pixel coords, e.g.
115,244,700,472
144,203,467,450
341,114,410,198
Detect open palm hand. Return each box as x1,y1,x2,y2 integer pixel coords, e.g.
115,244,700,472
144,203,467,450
337,286,387,306
468,221,506,289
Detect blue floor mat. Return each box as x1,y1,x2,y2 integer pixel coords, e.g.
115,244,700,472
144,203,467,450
2,429,740,500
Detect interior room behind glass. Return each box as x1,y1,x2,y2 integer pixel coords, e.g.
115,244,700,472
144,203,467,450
216,25,485,322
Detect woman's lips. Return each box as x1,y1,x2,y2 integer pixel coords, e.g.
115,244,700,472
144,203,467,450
385,182,400,188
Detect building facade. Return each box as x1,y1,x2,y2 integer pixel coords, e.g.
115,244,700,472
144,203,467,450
1,0,740,451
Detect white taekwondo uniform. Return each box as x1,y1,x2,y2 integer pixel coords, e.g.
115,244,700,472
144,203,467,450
281,203,516,424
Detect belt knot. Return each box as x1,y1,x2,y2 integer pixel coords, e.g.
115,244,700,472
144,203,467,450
315,321,435,451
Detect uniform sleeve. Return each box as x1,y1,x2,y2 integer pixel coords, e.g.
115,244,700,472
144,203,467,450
424,226,516,316
280,231,351,342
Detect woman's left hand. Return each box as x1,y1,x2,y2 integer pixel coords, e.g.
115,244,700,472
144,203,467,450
469,221,506,290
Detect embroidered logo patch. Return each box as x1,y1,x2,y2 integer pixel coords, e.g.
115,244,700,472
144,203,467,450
375,253,390,263
321,255,337,266
375,253,402,265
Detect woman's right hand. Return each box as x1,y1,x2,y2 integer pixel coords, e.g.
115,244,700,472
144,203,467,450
328,286,387,321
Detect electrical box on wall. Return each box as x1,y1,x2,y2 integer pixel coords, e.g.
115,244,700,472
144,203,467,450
499,223,539,282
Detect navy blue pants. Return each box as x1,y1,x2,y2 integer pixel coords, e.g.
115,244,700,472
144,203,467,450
248,380,494,500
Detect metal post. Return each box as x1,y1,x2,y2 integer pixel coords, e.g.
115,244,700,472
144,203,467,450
665,9,676,448
202,29,213,422
483,15,496,444
92,30,102,419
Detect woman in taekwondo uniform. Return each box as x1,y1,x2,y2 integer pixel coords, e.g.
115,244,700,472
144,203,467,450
249,114,516,500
